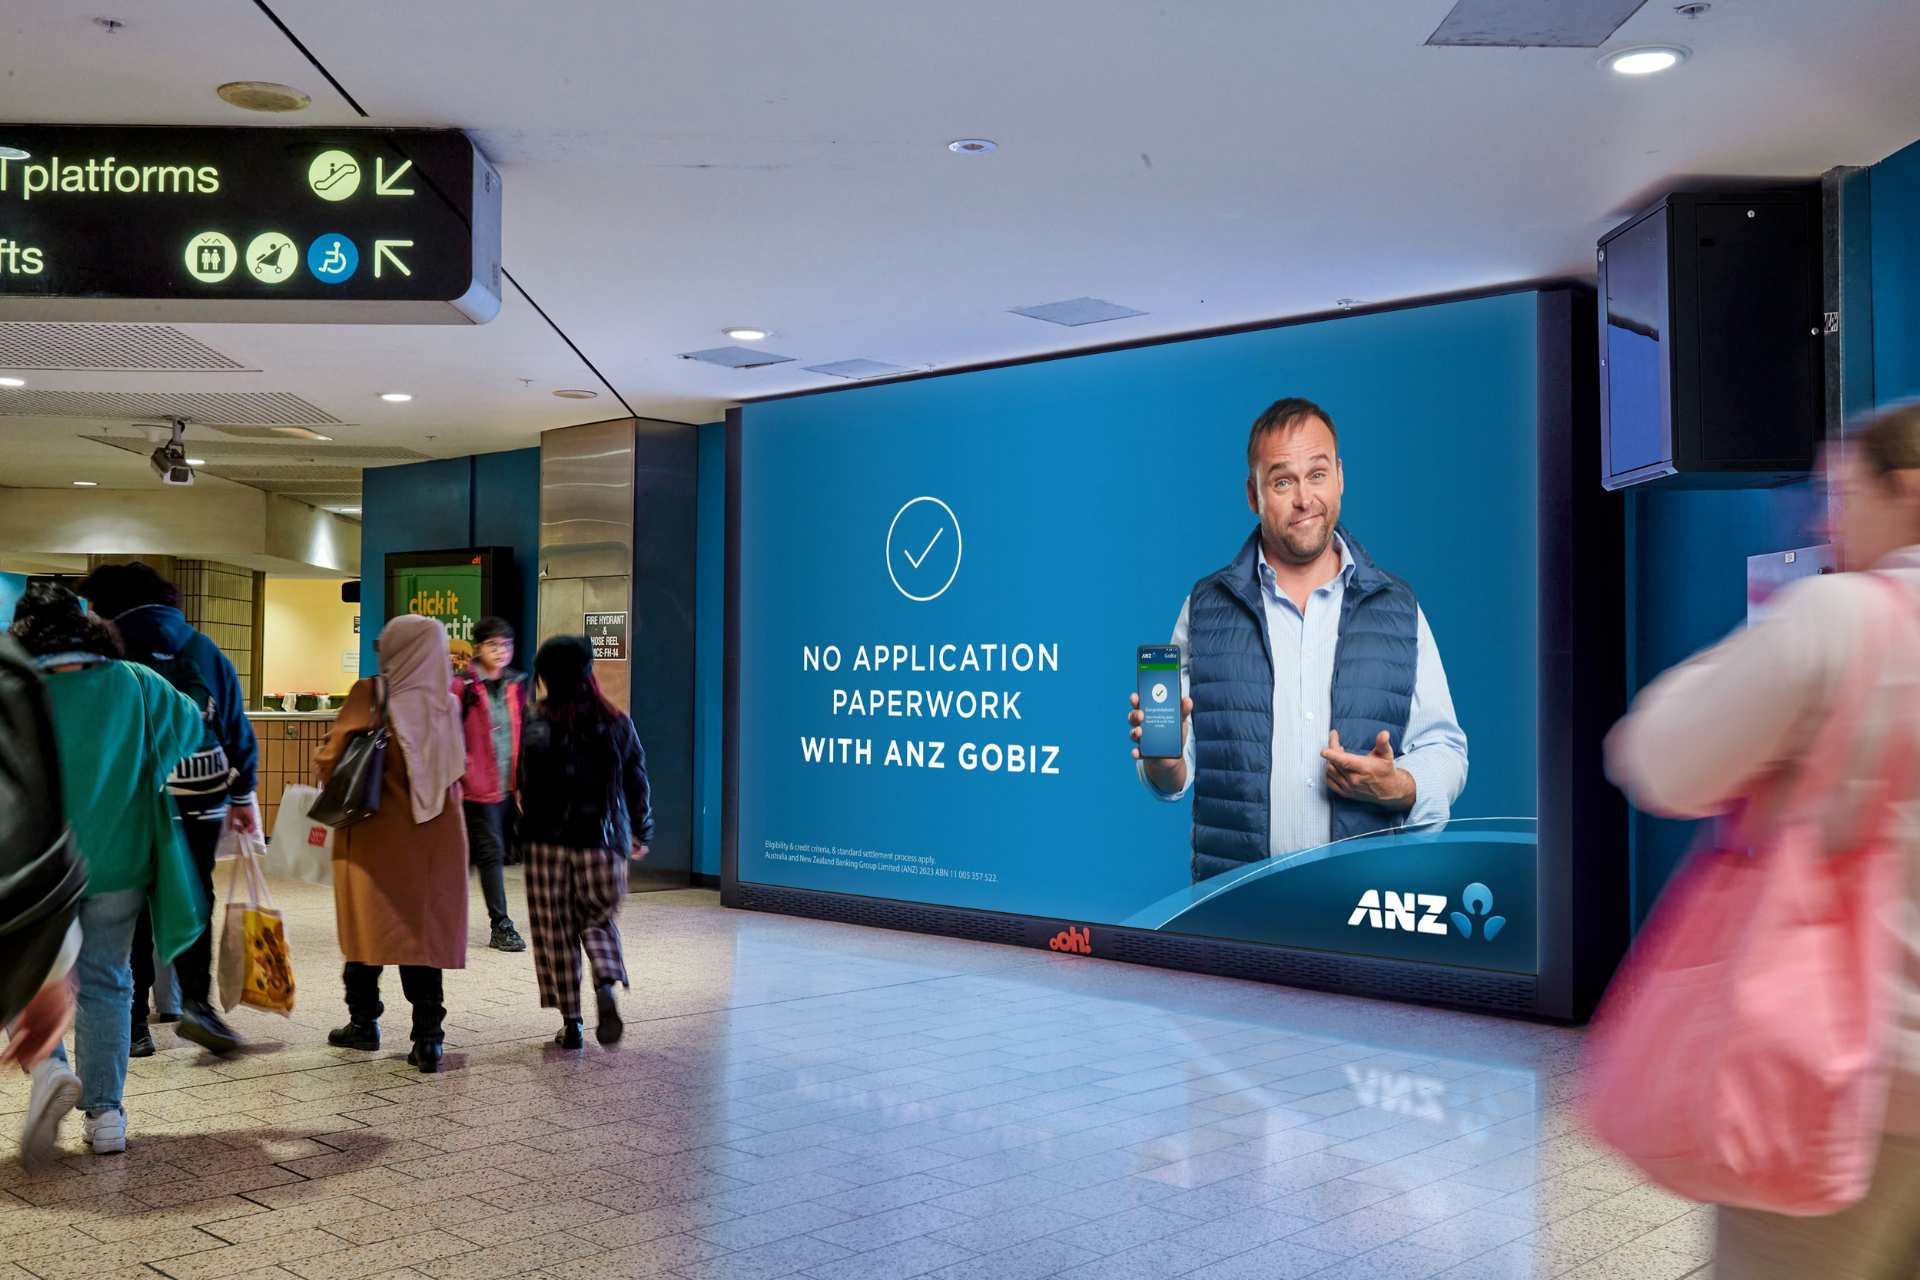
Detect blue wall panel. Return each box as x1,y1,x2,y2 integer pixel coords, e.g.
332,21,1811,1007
360,449,540,673
694,421,725,878
1873,137,1920,405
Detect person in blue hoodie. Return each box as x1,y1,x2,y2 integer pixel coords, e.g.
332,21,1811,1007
77,562,259,1058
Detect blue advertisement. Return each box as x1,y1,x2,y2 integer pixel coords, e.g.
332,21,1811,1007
737,292,1542,974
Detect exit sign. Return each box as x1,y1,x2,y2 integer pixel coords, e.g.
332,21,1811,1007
0,125,501,323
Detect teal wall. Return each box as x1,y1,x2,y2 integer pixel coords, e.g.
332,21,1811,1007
359,448,541,673
693,421,725,878
1874,137,1920,404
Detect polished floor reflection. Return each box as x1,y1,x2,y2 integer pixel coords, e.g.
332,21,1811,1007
0,875,1711,1280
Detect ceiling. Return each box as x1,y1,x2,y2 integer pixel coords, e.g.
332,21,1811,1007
3,0,1920,505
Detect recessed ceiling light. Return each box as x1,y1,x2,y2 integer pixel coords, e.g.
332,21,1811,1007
185,457,206,466
1601,44,1689,75
0,376,23,387
948,138,997,155
216,81,312,112
379,392,413,403
723,327,770,342
552,388,599,400
73,480,98,487
0,146,28,162
333,505,361,514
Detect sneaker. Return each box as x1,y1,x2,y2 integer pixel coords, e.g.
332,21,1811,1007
129,1026,155,1059
83,1108,126,1155
489,923,527,953
594,983,624,1046
177,1001,244,1056
327,1021,380,1051
20,1060,81,1170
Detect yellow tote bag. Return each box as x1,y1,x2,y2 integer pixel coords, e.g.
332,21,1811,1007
216,834,296,1016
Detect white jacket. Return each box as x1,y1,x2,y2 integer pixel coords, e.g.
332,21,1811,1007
1607,545,1920,1130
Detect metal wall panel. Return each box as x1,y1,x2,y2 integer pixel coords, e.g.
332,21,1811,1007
539,419,634,710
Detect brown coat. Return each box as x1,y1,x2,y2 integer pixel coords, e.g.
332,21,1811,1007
316,677,469,969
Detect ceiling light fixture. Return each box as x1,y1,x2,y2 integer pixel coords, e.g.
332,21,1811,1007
552,388,599,400
0,146,28,162
723,327,770,342
334,505,361,514
216,81,312,112
1601,44,1690,75
379,392,413,403
73,480,98,487
948,139,997,155
0,376,23,387
185,457,206,466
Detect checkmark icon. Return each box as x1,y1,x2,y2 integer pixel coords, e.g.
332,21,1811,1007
903,527,944,570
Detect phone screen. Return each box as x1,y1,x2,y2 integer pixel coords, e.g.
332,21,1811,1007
1137,644,1182,759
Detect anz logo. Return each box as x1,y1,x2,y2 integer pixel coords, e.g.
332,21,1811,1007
1347,882,1506,941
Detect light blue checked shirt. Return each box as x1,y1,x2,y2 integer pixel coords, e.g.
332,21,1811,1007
1138,534,1469,856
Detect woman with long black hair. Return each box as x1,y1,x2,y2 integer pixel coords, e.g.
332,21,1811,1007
517,635,653,1048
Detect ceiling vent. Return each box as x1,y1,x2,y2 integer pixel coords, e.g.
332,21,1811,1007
1010,297,1146,327
0,389,341,426
1426,0,1648,47
679,345,796,370
805,359,915,380
0,323,250,371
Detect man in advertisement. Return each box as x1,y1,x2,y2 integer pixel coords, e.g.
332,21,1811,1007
1128,397,1469,882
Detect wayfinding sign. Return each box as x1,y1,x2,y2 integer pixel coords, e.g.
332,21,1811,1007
0,126,501,323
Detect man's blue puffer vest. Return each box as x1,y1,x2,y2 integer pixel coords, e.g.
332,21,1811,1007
1186,525,1418,882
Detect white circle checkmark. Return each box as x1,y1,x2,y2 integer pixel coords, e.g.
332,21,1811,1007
886,496,963,602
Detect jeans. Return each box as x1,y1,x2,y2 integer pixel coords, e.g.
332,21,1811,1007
132,815,219,1023
462,799,514,931
49,887,145,1114
341,963,446,1044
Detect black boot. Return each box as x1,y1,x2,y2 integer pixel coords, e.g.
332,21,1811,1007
178,1000,244,1056
129,1024,155,1059
406,1041,442,1074
328,1020,380,1051
554,1019,584,1050
594,983,623,1045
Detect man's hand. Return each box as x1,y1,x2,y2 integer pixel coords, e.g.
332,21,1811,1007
226,802,259,835
1,975,75,1070
1321,730,1417,810
1129,691,1193,795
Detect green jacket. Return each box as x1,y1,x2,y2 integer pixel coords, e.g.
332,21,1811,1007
40,660,207,961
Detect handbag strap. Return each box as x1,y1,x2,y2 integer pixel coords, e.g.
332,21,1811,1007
1774,574,1920,843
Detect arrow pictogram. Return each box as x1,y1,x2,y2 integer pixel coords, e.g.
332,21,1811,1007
374,240,413,278
375,157,415,197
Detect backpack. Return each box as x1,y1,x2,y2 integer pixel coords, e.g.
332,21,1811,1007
147,636,218,744
0,635,86,1025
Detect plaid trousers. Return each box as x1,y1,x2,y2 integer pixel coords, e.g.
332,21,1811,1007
524,842,629,1019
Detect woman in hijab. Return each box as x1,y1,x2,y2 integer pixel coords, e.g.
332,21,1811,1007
517,635,653,1048
316,615,469,1073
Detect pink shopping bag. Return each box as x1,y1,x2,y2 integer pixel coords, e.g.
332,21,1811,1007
1583,577,1919,1216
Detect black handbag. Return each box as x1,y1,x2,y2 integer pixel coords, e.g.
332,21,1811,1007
308,677,389,830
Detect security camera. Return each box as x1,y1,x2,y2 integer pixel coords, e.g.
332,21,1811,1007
147,418,195,486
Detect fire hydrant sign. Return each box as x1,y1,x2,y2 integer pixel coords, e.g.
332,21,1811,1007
0,125,501,323
586,613,628,661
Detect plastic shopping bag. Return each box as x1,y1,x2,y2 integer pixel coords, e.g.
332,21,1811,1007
216,844,296,1017
267,784,334,886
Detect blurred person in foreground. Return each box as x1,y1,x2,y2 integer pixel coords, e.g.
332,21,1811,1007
9,585,203,1156
1607,402,1920,1279
77,561,259,1058
317,615,468,1073
516,635,652,1049
0,630,87,1168
453,616,529,952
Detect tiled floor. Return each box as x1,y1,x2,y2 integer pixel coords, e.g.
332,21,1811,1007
0,872,1713,1280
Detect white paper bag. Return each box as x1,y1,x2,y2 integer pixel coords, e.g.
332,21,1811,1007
267,784,335,886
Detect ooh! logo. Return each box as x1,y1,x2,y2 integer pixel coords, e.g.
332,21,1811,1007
1048,926,1092,955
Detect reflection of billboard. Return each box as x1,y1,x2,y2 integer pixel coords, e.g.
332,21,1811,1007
383,548,510,673
731,291,1544,979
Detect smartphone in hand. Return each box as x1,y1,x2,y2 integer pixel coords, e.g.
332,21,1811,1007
1136,644,1182,759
